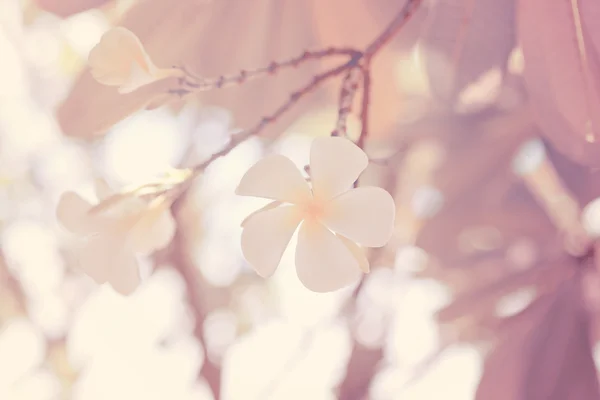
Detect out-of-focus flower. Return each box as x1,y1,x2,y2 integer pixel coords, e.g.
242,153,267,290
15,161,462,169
0,318,59,400
34,0,112,18
236,136,395,292
88,27,183,94
56,179,176,295
582,197,600,238
67,270,194,369
221,321,351,400
73,338,203,400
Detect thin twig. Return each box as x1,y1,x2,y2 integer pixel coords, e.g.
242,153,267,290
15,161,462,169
332,68,362,137
187,56,361,179
364,0,423,59
176,47,361,93
355,0,423,150
357,68,372,149
182,0,424,183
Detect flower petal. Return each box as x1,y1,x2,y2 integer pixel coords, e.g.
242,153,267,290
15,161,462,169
77,235,141,296
88,29,134,86
56,192,94,234
89,27,158,90
76,236,118,284
321,186,395,247
236,154,311,204
309,137,368,201
89,193,146,221
128,200,176,254
295,220,362,292
118,61,160,94
94,178,114,201
241,205,303,278
337,234,370,273
107,251,142,296
240,200,282,227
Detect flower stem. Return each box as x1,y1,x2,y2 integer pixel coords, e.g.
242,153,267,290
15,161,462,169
189,57,359,177
176,47,361,92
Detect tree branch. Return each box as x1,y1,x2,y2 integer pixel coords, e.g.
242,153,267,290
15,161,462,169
333,67,362,137
176,47,361,92
357,68,372,149
188,56,359,177
364,0,423,59
179,0,424,188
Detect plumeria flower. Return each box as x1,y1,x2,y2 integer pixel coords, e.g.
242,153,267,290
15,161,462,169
236,137,396,292
56,179,176,295
88,27,183,94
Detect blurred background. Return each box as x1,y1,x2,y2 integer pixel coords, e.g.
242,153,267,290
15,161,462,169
2,0,599,399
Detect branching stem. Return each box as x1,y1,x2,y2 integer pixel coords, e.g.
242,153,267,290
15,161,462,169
180,0,423,188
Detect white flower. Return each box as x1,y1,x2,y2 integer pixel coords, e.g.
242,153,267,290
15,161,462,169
236,137,395,292
56,179,176,295
88,27,183,94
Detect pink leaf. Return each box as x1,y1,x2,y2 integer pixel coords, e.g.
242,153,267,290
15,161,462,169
519,0,600,166
419,0,516,104
476,273,600,400
35,0,112,17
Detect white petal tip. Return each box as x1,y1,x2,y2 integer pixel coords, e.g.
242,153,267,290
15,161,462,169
250,264,277,279
108,271,142,296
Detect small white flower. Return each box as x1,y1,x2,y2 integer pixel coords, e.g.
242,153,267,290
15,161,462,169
88,27,183,94
56,179,176,295
236,137,396,292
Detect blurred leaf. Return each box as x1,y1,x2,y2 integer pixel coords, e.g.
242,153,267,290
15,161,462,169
431,108,530,203
418,0,516,105
519,0,600,166
413,106,600,351
476,272,600,400
415,108,542,267
34,0,112,17
58,0,426,140
435,259,560,324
